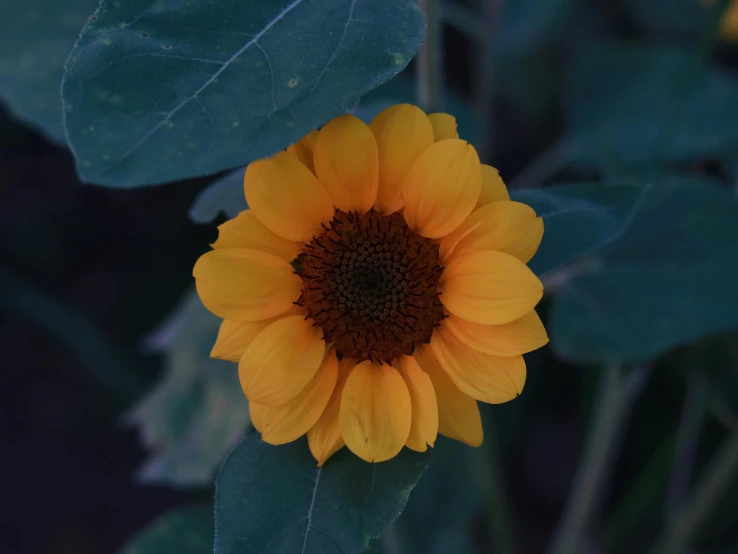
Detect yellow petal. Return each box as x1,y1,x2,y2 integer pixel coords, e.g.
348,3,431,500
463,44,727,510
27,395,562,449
402,139,482,239
250,349,338,445
441,251,543,325
444,311,548,357
211,319,270,362
286,130,319,174
340,361,412,463
431,325,526,404
193,248,301,322
212,210,300,262
308,357,355,465
428,113,459,141
244,151,334,242
238,315,326,406
476,165,510,209
397,355,438,452
414,345,483,446
370,104,435,214
440,200,543,263
313,114,378,213
210,307,303,362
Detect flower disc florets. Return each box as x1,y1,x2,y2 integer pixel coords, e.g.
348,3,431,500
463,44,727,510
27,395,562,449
297,210,445,363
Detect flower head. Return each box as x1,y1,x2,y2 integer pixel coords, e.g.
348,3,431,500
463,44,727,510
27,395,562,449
193,104,548,464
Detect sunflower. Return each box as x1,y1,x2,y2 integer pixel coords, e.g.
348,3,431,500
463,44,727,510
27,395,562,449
193,104,548,465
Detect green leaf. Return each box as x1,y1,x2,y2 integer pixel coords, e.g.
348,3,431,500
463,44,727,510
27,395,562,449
565,43,738,170
62,0,426,187
214,433,430,554
397,437,481,554
189,168,248,224
127,288,249,488
551,178,738,364
118,504,213,554
511,183,648,276
0,0,98,143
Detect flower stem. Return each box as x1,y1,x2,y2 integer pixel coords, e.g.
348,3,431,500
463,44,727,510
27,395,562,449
545,363,639,554
650,432,738,554
416,0,443,113
664,374,707,521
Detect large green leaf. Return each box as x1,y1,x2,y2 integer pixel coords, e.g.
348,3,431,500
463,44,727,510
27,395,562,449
565,43,738,170
126,288,249,488
551,178,738,364
62,0,426,187
118,504,213,554
511,183,648,276
0,0,98,143
397,437,481,554
215,433,430,554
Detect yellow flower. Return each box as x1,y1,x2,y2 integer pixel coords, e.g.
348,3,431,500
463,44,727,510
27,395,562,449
193,104,548,465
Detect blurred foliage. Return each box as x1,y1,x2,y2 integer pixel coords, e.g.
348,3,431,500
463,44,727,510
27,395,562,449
126,288,249,488
117,504,213,554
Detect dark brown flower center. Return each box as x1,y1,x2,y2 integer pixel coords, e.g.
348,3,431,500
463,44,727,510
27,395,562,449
296,210,446,364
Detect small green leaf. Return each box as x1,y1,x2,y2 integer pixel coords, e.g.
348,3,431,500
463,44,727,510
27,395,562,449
565,43,738,170
214,433,430,554
511,182,648,276
0,0,98,143
127,288,249,488
551,178,738,364
189,168,248,224
117,504,213,554
62,0,426,187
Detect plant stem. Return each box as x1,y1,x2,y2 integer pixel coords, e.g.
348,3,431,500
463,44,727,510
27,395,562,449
545,363,634,554
650,433,738,554
664,375,707,521
416,0,443,112
479,419,517,554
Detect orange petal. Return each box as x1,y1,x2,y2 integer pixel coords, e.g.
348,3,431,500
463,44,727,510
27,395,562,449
370,104,435,214
307,357,355,465
444,311,548,357
212,210,300,262
397,355,438,452
414,345,483,446
476,165,510,209
441,251,543,325
440,200,543,263
250,349,338,445
313,114,378,213
431,325,526,404
210,307,303,362
244,151,334,242
402,139,482,239
428,113,459,141
238,315,326,406
286,130,319,174
340,361,412,462
193,248,301,322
